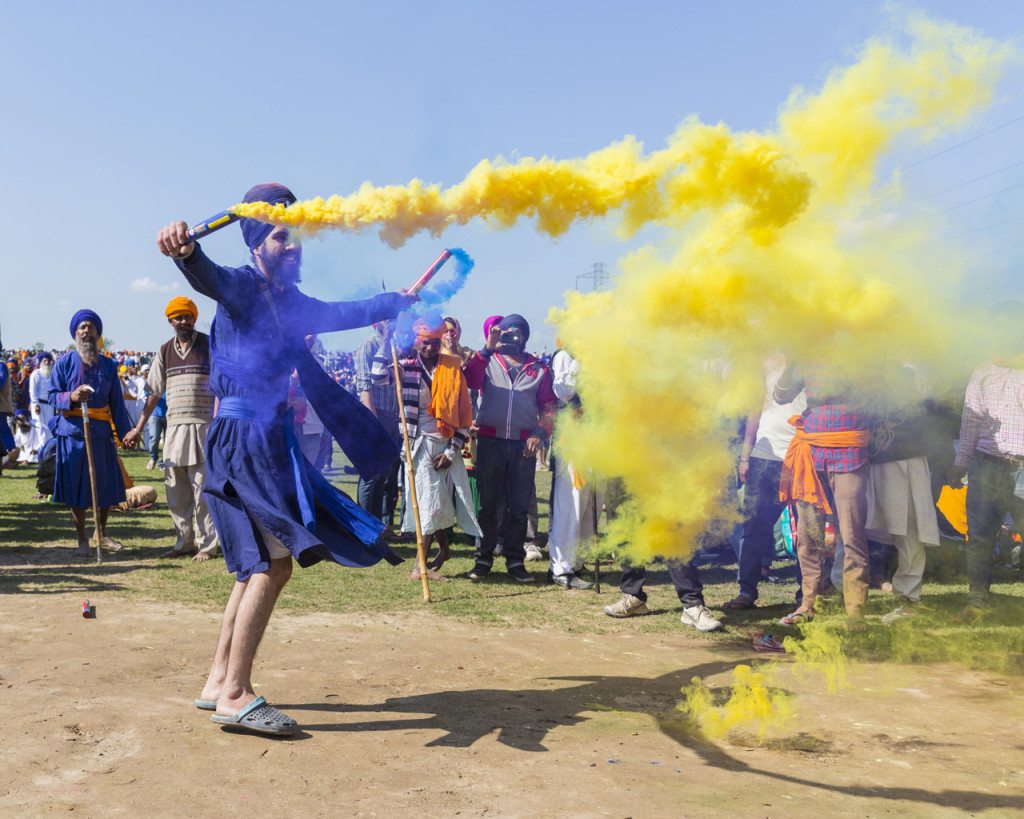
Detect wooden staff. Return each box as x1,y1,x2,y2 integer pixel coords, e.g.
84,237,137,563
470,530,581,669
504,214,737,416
80,400,103,564
391,345,430,602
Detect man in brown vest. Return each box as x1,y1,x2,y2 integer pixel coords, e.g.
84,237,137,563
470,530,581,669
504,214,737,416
124,297,218,561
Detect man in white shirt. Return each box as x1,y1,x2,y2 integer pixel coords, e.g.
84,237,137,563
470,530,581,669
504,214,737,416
28,352,55,436
547,346,595,589
724,354,806,610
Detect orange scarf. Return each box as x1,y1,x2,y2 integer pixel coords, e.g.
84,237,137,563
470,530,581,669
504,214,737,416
429,354,473,439
778,416,870,514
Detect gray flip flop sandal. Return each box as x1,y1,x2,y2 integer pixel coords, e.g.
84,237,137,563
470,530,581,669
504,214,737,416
211,696,299,736
194,698,217,711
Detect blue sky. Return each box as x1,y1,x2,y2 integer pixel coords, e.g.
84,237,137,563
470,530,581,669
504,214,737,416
2,1,1023,352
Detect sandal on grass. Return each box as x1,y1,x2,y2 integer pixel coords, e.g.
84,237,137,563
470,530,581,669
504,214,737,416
722,595,757,611
752,632,786,653
211,696,298,736
779,610,814,626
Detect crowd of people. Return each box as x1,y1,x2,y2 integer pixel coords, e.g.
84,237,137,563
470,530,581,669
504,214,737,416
1,181,1018,737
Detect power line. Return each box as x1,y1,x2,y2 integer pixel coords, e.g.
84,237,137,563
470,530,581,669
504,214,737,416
907,158,1024,205
900,113,1024,171
936,179,1024,214
946,214,1024,241
964,242,1024,263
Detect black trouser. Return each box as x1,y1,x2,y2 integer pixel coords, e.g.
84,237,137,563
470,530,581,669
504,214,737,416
357,456,401,526
738,456,803,603
965,454,1024,605
619,559,705,608
476,436,536,569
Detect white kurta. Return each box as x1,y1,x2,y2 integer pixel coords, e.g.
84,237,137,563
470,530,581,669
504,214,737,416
866,456,941,546
400,372,481,538
28,369,54,432
548,349,597,575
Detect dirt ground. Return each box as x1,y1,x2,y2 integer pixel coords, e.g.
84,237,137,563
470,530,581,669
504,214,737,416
1,594,1023,817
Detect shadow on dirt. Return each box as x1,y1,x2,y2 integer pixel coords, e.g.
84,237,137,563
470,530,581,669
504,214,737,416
281,660,1024,812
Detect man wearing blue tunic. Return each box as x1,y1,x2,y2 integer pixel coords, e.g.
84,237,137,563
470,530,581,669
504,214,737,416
156,183,415,736
49,310,135,557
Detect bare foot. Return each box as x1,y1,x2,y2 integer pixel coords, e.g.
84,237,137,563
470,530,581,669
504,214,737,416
410,566,447,582
99,536,124,553
192,551,212,563
426,542,451,571
161,546,196,558
215,692,259,717
73,542,90,558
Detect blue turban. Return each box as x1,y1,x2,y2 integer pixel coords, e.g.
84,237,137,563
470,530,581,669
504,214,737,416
69,309,102,339
14,409,28,418
240,182,297,252
35,352,53,366
125,357,137,366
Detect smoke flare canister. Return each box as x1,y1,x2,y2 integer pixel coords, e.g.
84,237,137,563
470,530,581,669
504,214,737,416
82,599,92,618
185,211,241,242
408,249,453,294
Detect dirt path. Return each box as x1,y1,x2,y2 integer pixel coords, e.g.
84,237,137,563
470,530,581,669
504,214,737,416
1,594,1022,817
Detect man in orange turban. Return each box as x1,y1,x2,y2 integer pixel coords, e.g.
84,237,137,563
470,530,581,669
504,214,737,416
165,296,199,322
124,296,218,562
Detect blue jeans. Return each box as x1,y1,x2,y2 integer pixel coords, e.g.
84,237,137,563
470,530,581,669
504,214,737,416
147,415,166,462
965,454,1023,605
737,456,802,602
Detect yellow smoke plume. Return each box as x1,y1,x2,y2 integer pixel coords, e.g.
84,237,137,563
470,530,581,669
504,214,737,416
679,664,793,741
234,14,1012,562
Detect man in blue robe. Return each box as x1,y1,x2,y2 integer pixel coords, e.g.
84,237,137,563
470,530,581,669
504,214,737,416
49,309,135,556
156,182,416,736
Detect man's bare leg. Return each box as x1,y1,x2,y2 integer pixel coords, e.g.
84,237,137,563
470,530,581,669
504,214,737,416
411,533,448,582
91,507,124,551
216,557,293,715
426,528,451,571
198,577,247,703
71,507,90,556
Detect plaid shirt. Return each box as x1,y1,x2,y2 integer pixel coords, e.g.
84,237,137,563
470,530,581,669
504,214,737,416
798,367,871,473
954,363,1024,466
354,327,401,440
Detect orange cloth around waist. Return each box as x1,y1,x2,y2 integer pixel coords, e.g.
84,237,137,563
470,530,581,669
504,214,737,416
63,406,124,447
62,406,114,423
778,416,870,514
429,354,474,439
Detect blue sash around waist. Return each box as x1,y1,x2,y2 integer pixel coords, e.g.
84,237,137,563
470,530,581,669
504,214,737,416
217,396,316,532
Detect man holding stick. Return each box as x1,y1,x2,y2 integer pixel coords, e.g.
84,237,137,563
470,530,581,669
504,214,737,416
156,182,416,737
49,310,135,557
372,317,481,579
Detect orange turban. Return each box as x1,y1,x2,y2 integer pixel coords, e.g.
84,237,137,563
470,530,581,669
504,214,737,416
414,318,445,341
165,296,198,320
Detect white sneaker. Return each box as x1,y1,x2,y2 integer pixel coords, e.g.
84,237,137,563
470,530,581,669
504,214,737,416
146,458,156,470
881,604,915,626
603,594,649,618
681,605,722,632
524,542,543,562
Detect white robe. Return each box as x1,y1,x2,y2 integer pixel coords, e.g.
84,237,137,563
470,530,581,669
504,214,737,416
400,374,481,538
866,456,941,546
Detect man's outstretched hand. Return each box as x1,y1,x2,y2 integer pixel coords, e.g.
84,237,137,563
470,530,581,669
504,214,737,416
157,221,195,259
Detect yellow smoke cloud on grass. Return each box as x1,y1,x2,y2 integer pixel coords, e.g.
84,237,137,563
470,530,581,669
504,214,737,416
235,14,1012,562
679,664,794,741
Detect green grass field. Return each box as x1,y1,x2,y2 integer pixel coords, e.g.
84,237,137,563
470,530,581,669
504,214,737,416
2,447,1023,668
